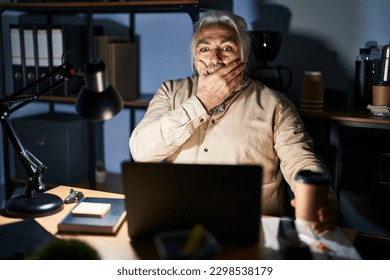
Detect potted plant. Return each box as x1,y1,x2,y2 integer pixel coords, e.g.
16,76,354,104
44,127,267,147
95,160,107,184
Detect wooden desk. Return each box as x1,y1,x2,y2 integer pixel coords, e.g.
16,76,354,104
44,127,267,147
0,186,359,260
0,186,264,259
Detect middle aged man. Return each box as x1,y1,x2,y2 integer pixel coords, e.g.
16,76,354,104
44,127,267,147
129,10,338,232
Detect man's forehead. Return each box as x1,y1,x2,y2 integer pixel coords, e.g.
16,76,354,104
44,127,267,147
196,25,238,44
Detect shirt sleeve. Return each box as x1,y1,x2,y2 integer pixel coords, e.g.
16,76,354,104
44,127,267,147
273,98,328,191
129,80,210,162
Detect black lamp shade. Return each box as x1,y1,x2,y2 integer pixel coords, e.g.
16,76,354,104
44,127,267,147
76,85,123,121
76,59,123,121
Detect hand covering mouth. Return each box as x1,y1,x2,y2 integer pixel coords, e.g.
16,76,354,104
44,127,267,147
206,62,226,74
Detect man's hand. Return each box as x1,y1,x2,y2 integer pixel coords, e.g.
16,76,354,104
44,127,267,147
196,58,245,111
291,193,338,233
312,194,338,232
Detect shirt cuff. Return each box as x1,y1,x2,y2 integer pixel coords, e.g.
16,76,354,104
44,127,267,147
181,95,210,125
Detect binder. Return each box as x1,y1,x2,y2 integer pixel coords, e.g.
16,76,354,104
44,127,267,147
50,25,102,97
22,25,37,94
50,26,66,96
9,25,24,93
97,36,138,100
36,26,50,93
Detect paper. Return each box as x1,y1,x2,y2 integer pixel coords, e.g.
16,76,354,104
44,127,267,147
261,217,361,259
72,202,111,218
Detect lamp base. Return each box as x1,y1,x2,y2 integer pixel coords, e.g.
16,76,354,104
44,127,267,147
5,193,64,218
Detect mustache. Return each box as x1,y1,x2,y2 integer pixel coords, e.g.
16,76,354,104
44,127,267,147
207,62,226,73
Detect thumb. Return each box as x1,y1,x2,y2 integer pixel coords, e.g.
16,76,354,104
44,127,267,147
290,199,296,208
196,60,208,76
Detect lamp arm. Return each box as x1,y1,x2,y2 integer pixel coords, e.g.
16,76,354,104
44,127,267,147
1,64,79,114
0,110,46,198
0,64,78,199
1,64,77,103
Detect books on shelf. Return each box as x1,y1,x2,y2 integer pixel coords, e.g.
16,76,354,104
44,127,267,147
58,197,127,235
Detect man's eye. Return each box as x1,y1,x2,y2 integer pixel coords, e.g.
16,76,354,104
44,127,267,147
222,46,232,51
200,47,209,52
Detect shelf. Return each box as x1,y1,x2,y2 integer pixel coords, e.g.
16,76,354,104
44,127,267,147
300,109,390,128
37,94,153,109
0,1,200,22
123,94,153,108
0,1,196,197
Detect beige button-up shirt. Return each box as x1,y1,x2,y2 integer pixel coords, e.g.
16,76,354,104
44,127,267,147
129,76,327,216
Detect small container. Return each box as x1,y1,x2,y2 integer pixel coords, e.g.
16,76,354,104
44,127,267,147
294,170,331,224
372,81,390,106
300,71,324,112
379,45,390,82
354,48,379,108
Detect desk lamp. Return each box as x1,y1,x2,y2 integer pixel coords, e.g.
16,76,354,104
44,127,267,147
0,58,123,217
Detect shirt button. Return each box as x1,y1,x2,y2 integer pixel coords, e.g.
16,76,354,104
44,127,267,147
212,119,216,124
200,118,204,122
204,148,208,152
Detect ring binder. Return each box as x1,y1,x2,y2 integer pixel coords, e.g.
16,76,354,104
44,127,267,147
36,26,50,93
9,25,24,93
22,26,37,94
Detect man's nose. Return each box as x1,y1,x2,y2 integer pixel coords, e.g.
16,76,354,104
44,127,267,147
209,49,223,63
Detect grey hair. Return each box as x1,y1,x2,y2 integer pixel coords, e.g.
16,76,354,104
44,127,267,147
190,10,251,74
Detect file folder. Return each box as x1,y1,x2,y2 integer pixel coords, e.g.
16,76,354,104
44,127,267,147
22,26,37,94
36,26,50,93
9,25,24,93
50,26,66,96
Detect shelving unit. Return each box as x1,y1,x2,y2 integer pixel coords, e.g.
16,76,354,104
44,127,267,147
0,1,200,199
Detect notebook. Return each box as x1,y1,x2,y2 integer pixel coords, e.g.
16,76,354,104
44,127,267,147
121,162,262,244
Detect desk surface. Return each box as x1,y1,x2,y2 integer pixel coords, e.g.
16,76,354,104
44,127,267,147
0,186,359,260
0,186,264,259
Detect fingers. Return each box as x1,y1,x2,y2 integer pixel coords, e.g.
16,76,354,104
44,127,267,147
196,60,208,76
216,60,245,90
312,218,334,233
219,59,245,78
195,58,245,110
197,58,244,78
290,197,337,233
312,199,338,232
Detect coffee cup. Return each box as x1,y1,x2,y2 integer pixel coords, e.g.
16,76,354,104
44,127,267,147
300,71,324,112
294,170,331,225
372,81,390,106
300,71,324,101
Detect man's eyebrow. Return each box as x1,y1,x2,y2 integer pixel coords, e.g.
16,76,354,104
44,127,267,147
221,36,238,45
197,36,238,46
197,38,209,45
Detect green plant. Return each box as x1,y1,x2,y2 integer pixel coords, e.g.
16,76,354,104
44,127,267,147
95,160,106,172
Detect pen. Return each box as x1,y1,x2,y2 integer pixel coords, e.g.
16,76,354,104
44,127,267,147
182,224,205,256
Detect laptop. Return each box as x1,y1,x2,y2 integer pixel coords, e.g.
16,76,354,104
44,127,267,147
121,162,262,244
